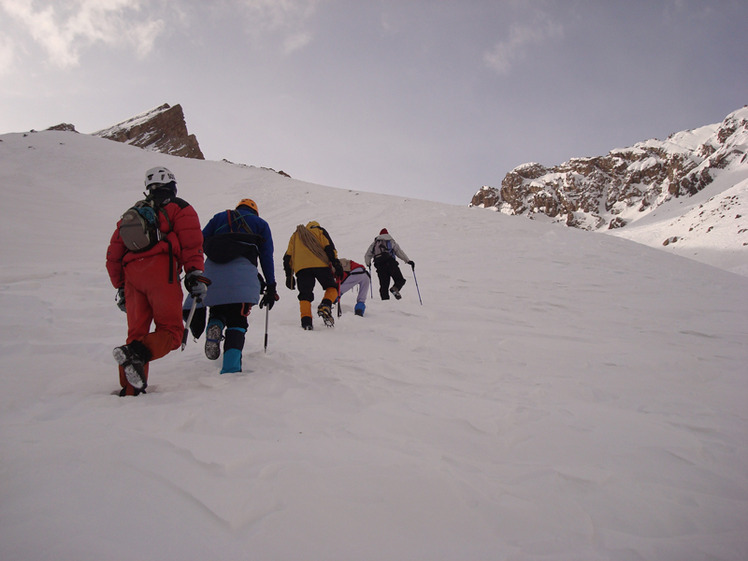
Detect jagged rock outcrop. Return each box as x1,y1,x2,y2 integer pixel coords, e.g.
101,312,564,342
94,103,204,159
470,106,748,232
46,123,77,132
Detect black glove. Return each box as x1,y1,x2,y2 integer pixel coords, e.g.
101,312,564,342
258,273,267,294
333,259,344,279
285,274,296,290
184,270,209,300
408,260,415,269
115,288,126,313
259,282,279,310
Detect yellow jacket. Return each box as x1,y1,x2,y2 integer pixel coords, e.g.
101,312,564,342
284,221,338,273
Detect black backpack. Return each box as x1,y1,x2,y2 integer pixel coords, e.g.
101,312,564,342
119,200,171,253
203,209,264,264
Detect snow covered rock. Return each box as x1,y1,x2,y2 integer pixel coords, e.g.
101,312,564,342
471,106,748,233
94,103,204,160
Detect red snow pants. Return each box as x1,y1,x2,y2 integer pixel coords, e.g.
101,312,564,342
119,254,184,393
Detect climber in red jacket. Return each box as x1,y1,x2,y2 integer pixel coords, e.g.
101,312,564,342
106,166,206,396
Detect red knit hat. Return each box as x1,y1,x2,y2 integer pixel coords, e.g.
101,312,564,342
380,228,388,235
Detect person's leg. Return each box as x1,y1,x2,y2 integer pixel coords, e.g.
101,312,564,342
137,256,184,359
391,262,406,292
375,263,390,300
353,273,369,316
316,268,338,315
205,304,230,360
356,274,370,303
117,285,150,392
296,270,316,329
339,275,355,298
221,303,249,373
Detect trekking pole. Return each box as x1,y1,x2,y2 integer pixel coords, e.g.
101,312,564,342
181,297,199,351
368,265,373,297
337,279,342,317
411,263,422,305
263,305,269,353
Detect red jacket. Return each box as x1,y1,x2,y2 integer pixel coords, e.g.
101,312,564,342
106,197,204,288
340,259,366,283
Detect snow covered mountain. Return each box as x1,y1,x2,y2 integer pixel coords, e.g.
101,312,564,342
1,129,747,561
93,102,204,159
471,106,748,275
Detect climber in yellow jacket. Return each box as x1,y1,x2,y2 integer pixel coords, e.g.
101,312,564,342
283,221,344,330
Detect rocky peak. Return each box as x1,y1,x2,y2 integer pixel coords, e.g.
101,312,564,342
93,103,204,160
46,123,77,132
470,106,748,232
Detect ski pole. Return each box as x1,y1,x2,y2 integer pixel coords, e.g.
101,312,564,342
368,265,373,297
181,297,199,351
263,305,269,353
411,263,422,305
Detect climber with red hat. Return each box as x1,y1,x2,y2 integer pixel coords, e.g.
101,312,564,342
364,228,414,301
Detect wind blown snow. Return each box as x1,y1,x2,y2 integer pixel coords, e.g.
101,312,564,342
1,131,747,560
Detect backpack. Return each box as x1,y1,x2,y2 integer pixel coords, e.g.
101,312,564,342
203,209,264,264
373,238,395,263
119,200,170,253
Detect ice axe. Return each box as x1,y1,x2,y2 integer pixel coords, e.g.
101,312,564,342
181,296,200,351
181,275,211,351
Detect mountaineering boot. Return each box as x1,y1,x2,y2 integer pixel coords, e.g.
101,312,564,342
221,349,242,374
220,327,246,374
205,319,224,360
317,299,334,327
301,316,314,330
390,279,406,300
118,386,146,397
113,340,150,390
354,302,366,317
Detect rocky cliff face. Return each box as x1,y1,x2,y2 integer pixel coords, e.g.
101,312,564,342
93,103,204,160
470,107,748,232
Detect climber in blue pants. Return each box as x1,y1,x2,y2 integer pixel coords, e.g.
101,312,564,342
184,199,277,374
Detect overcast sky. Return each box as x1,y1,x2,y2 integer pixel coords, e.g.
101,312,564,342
1,1,746,204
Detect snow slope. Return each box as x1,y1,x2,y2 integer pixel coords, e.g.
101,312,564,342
607,171,748,277
1,131,747,561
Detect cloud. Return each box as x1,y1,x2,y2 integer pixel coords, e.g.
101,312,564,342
283,31,313,54
238,0,320,28
484,16,564,75
0,0,165,68
237,0,323,53
0,34,15,76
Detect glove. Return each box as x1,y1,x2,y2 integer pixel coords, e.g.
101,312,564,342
259,282,279,310
184,270,209,300
333,259,344,279
408,260,415,269
258,273,267,294
115,288,126,313
285,274,296,290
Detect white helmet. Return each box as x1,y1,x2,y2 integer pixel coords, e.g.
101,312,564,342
144,167,176,189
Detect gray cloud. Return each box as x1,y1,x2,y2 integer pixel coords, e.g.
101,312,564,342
484,14,564,75
0,0,164,68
